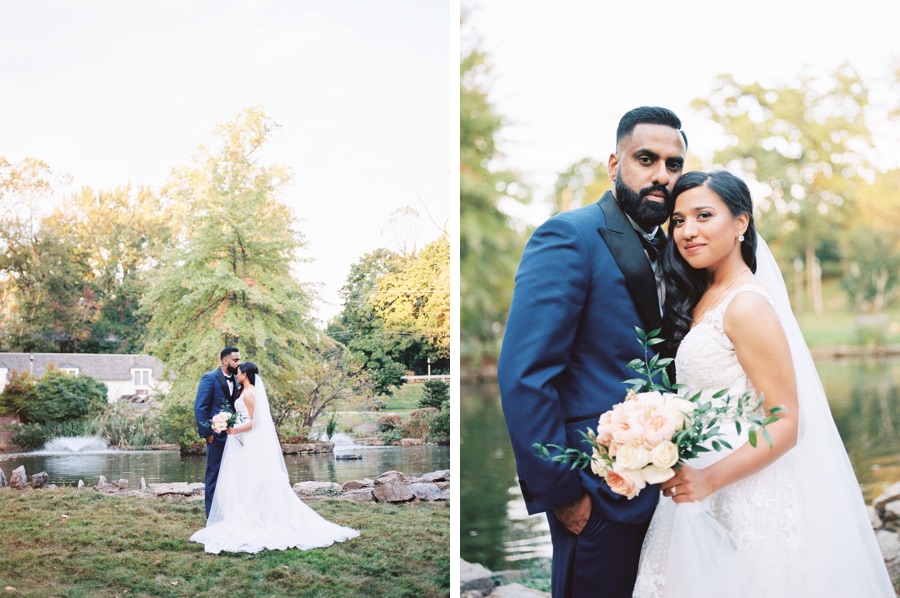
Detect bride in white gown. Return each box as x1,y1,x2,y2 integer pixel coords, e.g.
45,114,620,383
633,171,894,597
190,362,359,554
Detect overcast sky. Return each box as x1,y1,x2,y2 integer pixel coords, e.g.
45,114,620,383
0,0,455,325
465,0,900,225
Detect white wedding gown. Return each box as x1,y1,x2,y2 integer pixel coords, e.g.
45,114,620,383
634,283,895,597
190,379,359,554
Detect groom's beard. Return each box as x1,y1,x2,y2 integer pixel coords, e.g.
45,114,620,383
616,178,670,229
227,365,238,375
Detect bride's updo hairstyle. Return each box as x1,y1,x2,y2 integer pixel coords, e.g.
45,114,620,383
239,362,259,385
659,170,758,364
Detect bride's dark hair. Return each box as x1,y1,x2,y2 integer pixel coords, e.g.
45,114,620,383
238,362,259,385
659,171,758,365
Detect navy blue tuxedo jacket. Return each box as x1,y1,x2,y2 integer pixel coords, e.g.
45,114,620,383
498,191,664,524
195,368,239,440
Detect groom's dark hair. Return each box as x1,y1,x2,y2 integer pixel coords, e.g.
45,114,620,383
220,346,239,360
616,106,687,149
238,362,259,385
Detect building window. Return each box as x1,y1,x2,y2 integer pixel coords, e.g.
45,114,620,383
61,367,79,376
132,368,151,388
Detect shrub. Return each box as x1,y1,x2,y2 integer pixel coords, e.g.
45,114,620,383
376,414,403,433
325,413,338,440
11,422,49,451
427,402,450,444
83,401,164,448
18,367,107,424
158,400,202,448
0,370,36,416
378,428,403,445
403,407,438,440
419,380,449,409
368,398,387,412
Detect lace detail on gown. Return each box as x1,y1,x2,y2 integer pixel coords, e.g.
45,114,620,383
634,285,803,597
190,394,359,554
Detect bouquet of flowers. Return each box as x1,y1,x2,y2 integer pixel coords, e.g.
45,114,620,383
206,402,246,445
534,327,783,499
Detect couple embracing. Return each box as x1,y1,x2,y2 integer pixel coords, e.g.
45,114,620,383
190,347,358,554
498,107,893,597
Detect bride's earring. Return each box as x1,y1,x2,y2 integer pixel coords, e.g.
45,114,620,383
738,231,745,242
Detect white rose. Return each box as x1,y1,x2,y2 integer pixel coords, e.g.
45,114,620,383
615,441,651,471
640,464,676,485
650,440,679,469
590,448,610,477
662,395,695,429
634,390,664,410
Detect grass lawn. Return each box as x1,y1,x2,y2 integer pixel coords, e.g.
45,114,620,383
795,279,900,347
0,488,449,597
323,383,428,437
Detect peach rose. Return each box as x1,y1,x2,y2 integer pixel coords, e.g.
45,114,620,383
596,411,614,445
605,467,646,499
643,414,676,447
611,412,644,444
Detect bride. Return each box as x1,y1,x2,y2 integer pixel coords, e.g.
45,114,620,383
190,362,359,554
633,171,893,597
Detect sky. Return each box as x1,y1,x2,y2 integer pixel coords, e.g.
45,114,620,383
0,0,456,325
465,0,900,226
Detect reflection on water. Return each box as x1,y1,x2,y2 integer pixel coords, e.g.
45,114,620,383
0,444,449,489
461,357,900,571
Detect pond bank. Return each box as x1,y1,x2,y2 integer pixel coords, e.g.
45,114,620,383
460,482,900,596
1,464,451,505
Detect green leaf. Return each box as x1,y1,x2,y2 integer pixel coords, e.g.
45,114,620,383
748,428,758,448
762,428,773,447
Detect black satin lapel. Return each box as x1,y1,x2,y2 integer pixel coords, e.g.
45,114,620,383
596,193,662,330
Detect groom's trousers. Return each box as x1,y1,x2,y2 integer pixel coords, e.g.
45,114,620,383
547,506,650,598
204,439,226,518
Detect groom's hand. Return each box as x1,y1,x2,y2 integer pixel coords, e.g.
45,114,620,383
553,492,592,535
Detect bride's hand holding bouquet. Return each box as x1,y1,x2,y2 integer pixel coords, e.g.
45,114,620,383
534,327,784,500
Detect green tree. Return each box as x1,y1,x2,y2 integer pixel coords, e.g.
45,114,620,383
692,66,874,314
374,236,450,369
460,21,528,361
275,340,373,435
47,185,171,352
142,107,318,418
841,168,900,312
551,157,611,214
328,248,409,396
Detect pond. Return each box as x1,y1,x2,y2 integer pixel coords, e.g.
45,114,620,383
0,433,450,488
461,356,900,571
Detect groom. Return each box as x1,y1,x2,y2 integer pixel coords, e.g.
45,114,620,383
498,107,687,597
194,346,241,518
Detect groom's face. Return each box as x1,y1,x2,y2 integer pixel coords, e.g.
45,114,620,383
222,352,241,375
609,123,686,230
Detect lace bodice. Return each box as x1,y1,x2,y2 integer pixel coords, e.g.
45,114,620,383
674,285,775,423
234,395,251,421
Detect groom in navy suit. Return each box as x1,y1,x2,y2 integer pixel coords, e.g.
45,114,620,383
498,107,687,597
195,346,242,518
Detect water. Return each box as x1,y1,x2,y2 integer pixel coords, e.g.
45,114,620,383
461,356,900,571
0,433,449,488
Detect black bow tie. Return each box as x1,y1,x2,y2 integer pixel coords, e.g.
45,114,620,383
639,234,665,262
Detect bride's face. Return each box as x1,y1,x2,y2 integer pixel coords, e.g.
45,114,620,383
236,370,246,385
670,185,748,272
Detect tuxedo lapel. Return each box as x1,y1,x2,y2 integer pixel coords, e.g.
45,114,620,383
596,192,663,331
215,370,233,408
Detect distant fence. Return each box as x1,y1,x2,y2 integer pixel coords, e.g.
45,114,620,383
403,374,451,382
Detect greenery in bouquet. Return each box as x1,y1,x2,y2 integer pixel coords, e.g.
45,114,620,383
534,327,784,499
